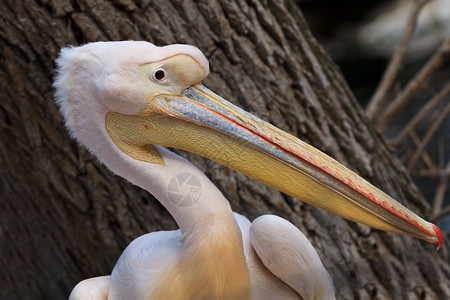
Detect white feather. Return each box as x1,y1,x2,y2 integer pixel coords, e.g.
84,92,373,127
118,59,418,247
54,41,335,300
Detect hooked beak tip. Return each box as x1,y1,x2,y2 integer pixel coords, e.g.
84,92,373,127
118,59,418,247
431,224,443,251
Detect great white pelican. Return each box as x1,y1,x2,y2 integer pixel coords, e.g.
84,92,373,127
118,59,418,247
53,41,443,300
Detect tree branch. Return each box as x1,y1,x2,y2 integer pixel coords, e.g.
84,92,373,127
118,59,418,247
366,0,431,120
431,206,450,223
407,102,450,172
391,82,450,146
413,169,450,179
409,131,436,171
377,39,450,132
431,160,450,217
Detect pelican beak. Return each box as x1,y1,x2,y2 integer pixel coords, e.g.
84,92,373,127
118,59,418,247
106,84,443,249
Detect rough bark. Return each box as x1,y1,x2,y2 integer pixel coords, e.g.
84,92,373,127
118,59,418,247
0,0,448,299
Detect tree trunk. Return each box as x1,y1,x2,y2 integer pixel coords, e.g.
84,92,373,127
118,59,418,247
0,0,448,299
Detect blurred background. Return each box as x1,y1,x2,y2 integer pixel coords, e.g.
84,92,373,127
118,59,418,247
299,0,450,232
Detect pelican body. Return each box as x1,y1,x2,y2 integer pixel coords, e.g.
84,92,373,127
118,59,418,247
53,41,442,300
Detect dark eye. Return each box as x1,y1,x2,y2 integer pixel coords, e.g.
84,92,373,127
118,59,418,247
153,69,165,81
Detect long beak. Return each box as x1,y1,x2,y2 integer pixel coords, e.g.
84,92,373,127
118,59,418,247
106,84,443,249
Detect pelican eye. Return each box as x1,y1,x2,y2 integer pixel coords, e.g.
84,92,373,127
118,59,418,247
153,69,165,81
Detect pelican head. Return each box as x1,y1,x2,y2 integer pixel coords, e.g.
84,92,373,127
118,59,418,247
54,41,207,156
54,41,443,249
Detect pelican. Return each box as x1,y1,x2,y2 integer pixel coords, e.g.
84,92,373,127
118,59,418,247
53,41,443,300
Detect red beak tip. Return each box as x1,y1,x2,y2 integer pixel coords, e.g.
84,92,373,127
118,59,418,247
431,224,443,251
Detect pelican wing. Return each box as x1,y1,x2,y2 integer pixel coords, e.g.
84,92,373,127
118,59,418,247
249,215,335,300
69,276,110,300
108,230,182,299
